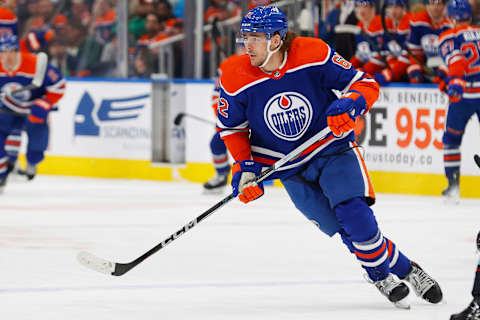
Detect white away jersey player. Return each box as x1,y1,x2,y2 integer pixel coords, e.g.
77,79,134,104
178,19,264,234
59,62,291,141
217,36,379,180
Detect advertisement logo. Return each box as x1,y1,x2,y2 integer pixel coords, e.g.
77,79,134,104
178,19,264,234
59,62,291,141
74,91,150,137
264,92,312,141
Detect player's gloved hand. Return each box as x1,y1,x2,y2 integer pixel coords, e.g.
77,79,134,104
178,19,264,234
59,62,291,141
231,160,264,203
408,70,425,84
432,67,448,84
446,77,466,103
28,99,52,123
373,69,392,86
326,90,366,137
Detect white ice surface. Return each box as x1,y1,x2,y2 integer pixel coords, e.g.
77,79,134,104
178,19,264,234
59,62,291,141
0,175,478,320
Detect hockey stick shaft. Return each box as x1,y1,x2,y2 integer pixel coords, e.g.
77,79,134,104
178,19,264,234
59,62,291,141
78,126,335,276
174,112,215,126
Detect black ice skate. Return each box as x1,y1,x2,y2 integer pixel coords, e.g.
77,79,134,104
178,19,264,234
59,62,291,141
370,273,410,309
17,163,36,181
450,297,480,320
203,173,228,193
442,171,460,204
404,261,443,304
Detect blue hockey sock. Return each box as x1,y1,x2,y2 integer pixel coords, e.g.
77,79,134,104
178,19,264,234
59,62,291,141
336,198,390,281
384,237,411,279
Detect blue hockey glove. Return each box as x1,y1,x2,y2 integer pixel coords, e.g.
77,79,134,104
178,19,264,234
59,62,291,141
446,78,466,103
28,99,52,123
408,69,425,84
231,160,264,203
326,90,366,137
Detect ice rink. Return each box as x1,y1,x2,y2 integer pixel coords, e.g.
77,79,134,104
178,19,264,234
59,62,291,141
0,174,478,320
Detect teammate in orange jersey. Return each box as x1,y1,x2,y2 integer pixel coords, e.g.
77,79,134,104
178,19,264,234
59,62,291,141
373,0,412,85
437,0,480,202
217,5,443,309
0,35,65,192
350,0,386,75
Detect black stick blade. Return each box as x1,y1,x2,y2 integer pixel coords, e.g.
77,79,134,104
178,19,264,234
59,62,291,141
474,154,480,168
173,113,185,126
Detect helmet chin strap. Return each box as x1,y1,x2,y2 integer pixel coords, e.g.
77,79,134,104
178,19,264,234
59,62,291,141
260,39,283,69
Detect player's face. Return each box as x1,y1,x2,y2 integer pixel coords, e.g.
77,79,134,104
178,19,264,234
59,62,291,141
426,2,446,20
355,4,375,23
242,33,269,67
1,50,19,70
388,5,405,22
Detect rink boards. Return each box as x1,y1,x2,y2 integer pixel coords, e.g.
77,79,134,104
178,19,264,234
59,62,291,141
28,78,480,198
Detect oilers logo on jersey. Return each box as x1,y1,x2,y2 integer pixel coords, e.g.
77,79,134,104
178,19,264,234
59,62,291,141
420,34,440,56
263,92,312,141
1,82,31,100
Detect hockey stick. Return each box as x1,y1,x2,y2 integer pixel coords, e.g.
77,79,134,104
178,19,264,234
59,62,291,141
77,126,336,276
0,51,48,100
474,154,480,168
174,112,216,126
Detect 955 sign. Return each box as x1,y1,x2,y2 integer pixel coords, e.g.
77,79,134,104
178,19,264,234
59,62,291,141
395,107,446,150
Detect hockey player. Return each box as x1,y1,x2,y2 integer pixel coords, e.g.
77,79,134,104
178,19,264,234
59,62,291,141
0,34,65,192
350,0,386,75
203,69,231,193
406,0,451,83
218,5,443,309
204,44,248,193
450,230,480,320
373,0,412,85
437,0,480,202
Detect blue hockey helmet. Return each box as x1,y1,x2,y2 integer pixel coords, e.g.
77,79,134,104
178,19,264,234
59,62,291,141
386,0,408,6
0,34,19,52
240,6,288,40
447,0,472,21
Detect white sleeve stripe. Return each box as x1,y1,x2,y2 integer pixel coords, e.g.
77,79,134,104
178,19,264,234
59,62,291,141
341,71,364,94
251,145,286,159
220,77,270,96
216,119,249,129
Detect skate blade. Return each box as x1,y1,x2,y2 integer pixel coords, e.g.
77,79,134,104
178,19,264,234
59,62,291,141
393,297,411,310
442,196,460,205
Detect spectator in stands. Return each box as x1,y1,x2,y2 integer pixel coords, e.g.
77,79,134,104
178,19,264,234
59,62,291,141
65,19,103,77
131,47,154,78
155,0,182,36
71,0,92,27
203,0,241,77
129,0,156,42
137,12,167,50
91,0,116,45
48,38,73,76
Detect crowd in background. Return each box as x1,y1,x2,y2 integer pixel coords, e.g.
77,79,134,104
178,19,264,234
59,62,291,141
4,0,480,82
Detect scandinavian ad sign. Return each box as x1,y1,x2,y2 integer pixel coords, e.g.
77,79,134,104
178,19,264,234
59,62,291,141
48,80,151,160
